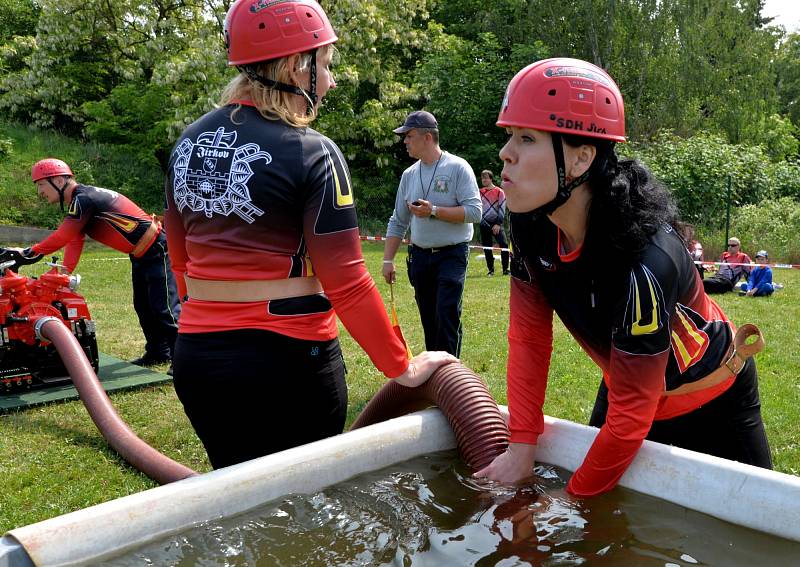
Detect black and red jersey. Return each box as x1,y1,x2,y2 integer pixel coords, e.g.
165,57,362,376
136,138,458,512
507,213,736,496
32,184,159,273
164,103,408,378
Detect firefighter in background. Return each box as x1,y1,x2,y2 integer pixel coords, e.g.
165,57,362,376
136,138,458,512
474,58,771,496
164,0,456,469
19,158,180,369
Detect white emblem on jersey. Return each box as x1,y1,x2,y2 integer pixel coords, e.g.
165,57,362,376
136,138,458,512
172,127,271,222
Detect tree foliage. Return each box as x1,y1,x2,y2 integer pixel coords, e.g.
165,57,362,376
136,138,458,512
1,0,798,226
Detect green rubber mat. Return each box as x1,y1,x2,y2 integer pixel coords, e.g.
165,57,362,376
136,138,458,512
0,353,171,413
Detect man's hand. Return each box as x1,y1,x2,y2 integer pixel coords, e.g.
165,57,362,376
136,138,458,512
393,351,459,387
474,443,538,484
408,199,434,218
492,224,501,236
382,260,396,284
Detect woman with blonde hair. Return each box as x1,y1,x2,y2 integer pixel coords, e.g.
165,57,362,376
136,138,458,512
165,0,455,469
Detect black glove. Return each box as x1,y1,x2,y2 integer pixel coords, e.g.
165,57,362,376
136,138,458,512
20,247,43,262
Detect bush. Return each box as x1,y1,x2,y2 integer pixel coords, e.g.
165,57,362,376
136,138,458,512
697,197,800,264
628,131,800,226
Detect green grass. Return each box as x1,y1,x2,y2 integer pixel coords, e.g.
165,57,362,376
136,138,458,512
0,244,798,532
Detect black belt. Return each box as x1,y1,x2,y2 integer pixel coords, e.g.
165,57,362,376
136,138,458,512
410,243,463,254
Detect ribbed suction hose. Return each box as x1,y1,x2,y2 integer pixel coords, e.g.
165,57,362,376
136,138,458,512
37,317,197,484
351,362,509,471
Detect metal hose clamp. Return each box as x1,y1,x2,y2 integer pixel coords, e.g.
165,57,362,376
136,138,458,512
34,316,62,341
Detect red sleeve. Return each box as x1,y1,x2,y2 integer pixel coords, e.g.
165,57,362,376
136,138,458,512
567,347,666,496
32,218,89,271
164,182,188,300
567,261,673,497
507,277,554,445
303,138,409,378
61,235,86,273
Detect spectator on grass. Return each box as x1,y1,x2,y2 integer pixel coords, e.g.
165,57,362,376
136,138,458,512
163,0,455,469
479,169,510,276
740,250,774,297
475,58,772,498
702,237,752,294
678,222,705,278
381,110,481,356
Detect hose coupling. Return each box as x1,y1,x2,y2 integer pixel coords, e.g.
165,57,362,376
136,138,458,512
34,316,63,341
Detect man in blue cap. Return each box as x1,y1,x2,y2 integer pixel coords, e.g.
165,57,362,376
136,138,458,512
381,110,481,356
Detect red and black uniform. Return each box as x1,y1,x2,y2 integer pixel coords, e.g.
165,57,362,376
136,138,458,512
32,184,180,361
479,185,509,274
165,103,409,467
507,213,771,497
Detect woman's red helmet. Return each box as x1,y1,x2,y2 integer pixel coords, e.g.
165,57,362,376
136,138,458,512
224,0,338,66
497,58,626,142
31,158,73,183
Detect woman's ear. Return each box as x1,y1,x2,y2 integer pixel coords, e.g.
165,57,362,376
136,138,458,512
287,53,303,86
568,144,597,178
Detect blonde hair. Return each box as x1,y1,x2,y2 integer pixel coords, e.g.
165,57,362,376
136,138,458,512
220,44,334,128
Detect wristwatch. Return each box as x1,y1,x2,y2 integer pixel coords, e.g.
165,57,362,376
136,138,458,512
430,205,438,218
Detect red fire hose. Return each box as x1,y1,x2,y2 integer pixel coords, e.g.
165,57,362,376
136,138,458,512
36,317,197,484
350,362,509,471
38,315,505,480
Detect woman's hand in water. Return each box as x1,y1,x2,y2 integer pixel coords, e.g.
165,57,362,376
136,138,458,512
474,443,538,484
392,351,458,387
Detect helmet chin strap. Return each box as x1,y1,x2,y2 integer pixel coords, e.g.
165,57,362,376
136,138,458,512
47,177,68,212
531,132,591,217
240,48,318,116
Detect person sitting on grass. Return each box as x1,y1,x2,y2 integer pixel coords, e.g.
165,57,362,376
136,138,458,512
702,237,752,294
740,250,774,297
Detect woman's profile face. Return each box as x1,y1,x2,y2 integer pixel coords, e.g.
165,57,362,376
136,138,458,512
499,127,559,213
293,48,336,106
314,48,336,104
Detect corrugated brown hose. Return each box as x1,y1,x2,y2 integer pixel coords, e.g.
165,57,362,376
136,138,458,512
351,362,509,471
38,318,198,484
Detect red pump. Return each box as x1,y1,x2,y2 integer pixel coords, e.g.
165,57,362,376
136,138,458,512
0,249,98,391
0,247,196,483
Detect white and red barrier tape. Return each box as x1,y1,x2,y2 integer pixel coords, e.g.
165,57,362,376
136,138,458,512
358,235,800,268
78,235,799,269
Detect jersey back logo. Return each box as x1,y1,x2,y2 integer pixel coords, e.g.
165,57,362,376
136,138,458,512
172,127,270,223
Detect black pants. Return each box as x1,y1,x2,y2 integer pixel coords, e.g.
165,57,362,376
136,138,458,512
407,243,468,356
589,358,772,469
173,329,347,469
130,232,181,360
702,274,734,294
479,224,509,274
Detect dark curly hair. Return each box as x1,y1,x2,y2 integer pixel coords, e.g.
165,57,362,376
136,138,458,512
562,134,679,265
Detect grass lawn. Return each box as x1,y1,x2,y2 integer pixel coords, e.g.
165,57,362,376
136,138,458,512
1,243,798,532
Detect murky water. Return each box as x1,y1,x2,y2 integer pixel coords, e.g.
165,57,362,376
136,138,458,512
102,450,800,566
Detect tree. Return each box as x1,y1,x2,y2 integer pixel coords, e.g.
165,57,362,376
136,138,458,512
775,33,800,128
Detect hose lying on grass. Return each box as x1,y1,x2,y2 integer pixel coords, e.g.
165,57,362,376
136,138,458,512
37,316,197,484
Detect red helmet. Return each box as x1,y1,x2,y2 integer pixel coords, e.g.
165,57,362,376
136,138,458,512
497,58,625,142
31,158,73,183
224,0,338,66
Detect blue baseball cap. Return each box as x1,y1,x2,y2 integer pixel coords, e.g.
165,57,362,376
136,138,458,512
393,110,438,134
